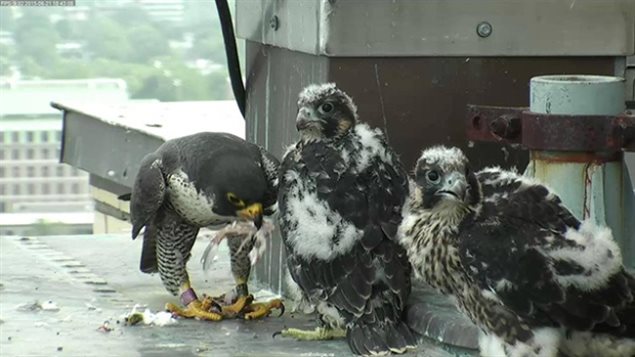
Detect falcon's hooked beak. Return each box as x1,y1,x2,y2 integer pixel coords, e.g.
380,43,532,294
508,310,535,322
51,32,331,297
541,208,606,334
296,107,321,131
238,203,263,229
436,171,467,202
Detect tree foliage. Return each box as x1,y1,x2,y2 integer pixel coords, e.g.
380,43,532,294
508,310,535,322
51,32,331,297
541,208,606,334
127,25,170,63
4,2,233,101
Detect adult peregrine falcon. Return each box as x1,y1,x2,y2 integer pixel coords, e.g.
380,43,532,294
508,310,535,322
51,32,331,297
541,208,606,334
277,83,417,355
399,146,635,357
130,132,282,321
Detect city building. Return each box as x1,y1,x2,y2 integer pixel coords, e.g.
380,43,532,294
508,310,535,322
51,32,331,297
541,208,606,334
0,78,129,233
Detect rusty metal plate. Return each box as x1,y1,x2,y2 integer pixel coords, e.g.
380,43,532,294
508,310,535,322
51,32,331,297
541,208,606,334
466,105,523,144
522,113,630,152
466,105,635,152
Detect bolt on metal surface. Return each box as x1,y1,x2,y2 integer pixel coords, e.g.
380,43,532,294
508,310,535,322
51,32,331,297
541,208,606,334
476,22,492,38
269,15,279,31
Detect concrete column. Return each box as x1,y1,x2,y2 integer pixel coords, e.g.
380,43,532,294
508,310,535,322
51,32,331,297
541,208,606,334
525,75,635,268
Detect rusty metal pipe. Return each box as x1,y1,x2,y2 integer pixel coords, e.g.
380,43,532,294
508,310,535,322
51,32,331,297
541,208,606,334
524,75,634,268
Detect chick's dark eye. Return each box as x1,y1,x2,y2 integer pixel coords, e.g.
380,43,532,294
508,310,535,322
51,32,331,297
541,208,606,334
319,102,334,114
427,170,440,182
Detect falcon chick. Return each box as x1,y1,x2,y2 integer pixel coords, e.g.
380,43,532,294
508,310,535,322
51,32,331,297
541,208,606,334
277,83,417,355
130,132,282,321
399,146,635,357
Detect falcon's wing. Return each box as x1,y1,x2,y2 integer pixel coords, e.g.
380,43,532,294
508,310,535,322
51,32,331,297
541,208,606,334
130,152,166,239
458,171,632,333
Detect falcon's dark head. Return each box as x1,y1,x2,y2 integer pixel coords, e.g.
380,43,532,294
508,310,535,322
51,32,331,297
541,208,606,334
411,146,481,212
295,83,358,141
206,154,266,228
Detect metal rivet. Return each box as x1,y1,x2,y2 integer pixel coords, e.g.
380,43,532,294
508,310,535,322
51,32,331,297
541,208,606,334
269,15,279,31
476,21,492,38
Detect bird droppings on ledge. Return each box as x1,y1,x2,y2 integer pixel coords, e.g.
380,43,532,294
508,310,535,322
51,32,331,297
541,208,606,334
121,305,178,327
16,300,60,313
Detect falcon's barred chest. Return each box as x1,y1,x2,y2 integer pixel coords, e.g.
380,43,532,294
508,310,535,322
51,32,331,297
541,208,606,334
400,210,465,295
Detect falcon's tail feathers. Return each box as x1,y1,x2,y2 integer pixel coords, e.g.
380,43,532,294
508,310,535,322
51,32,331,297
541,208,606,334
346,318,417,356
140,223,158,273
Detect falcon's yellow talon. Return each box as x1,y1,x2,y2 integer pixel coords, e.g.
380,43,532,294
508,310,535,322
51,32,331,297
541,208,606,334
220,295,253,318
199,295,216,311
166,300,223,321
274,327,346,340
243,298,284,320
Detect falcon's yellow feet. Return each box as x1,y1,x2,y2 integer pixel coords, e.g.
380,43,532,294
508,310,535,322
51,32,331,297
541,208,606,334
243,298,284,320
273,327,346,340
165,300,223,321
220,294,253,318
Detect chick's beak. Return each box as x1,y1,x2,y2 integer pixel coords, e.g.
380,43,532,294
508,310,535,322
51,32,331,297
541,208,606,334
238,202,263,229
296,107,320,131
437,171,467,201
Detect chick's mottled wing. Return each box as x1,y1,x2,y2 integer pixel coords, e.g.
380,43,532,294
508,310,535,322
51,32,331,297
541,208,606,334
283,136,411,319
459,172,631,334
258,146,280,215
477,168,579,233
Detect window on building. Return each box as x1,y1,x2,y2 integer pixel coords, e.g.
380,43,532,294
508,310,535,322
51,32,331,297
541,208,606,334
27,184,35,195
0,149,4,159
41,148,50,159
12,166,20,177
26,167,35,177
55,131,62,142
0,134,4,144
42,166,50,177
26,148,35,159
42,183,50,194
11,132,19,143
56,166,65,176
0,185,5,195
14,184,21,195
0,167,4,177
57,183,65,194
72,183,80,194
11,149,19,160
42,131,50,143
26,132,34,143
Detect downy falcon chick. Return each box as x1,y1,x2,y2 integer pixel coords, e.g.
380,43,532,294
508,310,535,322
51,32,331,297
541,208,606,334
277,83,417,356
130,132,282,321
399,146,635,357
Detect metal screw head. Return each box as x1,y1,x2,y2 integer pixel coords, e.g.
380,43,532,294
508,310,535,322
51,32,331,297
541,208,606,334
269,15,279,31
476,21,492,38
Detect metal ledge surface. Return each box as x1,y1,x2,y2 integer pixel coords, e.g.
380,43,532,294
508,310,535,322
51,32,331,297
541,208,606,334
237,0,635,57
52,100,244,189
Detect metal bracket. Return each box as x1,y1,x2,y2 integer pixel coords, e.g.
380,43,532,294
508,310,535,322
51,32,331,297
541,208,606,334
466,105,635,152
